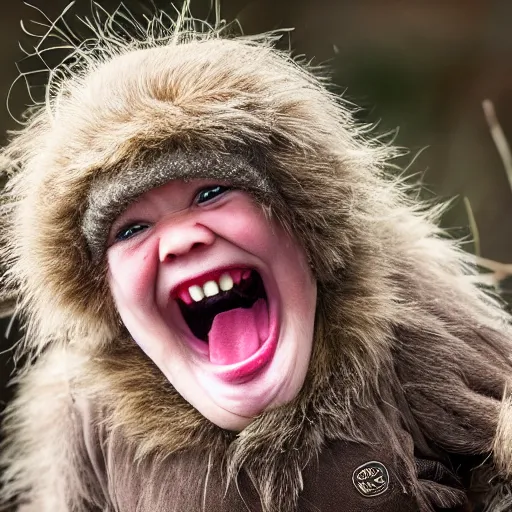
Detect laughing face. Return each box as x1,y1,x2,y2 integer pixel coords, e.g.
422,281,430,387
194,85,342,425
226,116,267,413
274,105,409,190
106,179,317,430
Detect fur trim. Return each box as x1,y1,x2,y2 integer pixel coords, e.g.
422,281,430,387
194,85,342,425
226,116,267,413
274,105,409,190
0,288,15,319
0,349,106,511
1,4,512,511
0,155,16,319
494,393,512,476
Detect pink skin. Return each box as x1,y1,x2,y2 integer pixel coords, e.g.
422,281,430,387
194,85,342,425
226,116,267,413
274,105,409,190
107,179,317,431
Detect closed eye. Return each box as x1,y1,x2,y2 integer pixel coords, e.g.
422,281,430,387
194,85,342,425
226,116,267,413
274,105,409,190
195,185,231,205
115,223,149,241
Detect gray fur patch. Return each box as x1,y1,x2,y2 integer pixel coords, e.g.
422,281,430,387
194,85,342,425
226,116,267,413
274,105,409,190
82,151,270,262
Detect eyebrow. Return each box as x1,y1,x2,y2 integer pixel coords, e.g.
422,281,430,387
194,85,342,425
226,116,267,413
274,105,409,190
81,150,270,262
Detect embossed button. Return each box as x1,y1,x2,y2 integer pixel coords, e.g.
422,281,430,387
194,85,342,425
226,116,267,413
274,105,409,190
352,461,390,497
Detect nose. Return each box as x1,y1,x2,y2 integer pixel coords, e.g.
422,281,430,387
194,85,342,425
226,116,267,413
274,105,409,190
158,221,216,262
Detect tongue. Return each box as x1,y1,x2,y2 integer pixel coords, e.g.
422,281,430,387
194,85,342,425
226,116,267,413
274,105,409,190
208,298,269,365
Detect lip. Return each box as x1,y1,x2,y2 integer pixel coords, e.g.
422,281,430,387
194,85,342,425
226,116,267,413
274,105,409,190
167,264,279,384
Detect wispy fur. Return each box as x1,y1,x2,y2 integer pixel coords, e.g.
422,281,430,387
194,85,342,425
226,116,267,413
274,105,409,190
1,3,512,511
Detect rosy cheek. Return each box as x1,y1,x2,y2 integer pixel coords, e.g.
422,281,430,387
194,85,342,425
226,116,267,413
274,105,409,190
107,240,159,307
208,197,278,253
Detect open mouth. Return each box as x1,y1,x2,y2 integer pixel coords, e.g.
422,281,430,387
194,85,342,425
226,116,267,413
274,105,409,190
174,268,270,365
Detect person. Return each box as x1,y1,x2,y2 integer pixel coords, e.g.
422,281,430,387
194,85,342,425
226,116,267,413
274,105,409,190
1,5,511,511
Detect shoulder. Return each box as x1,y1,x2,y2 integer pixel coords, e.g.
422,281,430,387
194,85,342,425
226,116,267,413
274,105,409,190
3,345,90,441
1,345,106,510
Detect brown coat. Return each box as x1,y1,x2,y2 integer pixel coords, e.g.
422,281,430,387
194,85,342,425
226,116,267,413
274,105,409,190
11,399,460,512
3,346,472,512
80,437,439,511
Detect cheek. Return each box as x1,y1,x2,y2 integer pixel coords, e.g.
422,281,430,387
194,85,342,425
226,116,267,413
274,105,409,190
205,198,279,254
107,242,159,310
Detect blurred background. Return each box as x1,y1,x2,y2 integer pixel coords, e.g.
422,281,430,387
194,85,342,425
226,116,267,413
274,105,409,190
0,0,511,446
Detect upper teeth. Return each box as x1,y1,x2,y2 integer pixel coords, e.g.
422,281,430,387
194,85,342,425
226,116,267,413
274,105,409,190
219,273,234,291
203,280,219,297
189,285,205,302
189,272,235,302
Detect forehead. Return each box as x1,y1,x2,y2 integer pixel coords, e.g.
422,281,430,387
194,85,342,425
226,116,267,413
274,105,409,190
131,178,211,203
119,178,220,216
81,150,270,263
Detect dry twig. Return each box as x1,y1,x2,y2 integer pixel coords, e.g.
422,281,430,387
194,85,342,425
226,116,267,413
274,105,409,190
475,100,512,285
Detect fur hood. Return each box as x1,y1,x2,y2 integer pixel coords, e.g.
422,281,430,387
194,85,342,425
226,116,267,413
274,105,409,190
2,5,512,511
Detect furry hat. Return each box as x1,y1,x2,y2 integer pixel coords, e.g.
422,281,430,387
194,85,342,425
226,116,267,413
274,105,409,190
2,4,512,511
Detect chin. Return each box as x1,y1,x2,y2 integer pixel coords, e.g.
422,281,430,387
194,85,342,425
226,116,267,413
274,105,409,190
207,409,254,432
